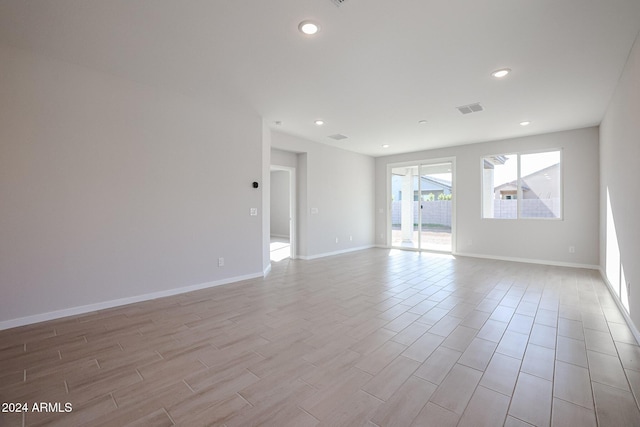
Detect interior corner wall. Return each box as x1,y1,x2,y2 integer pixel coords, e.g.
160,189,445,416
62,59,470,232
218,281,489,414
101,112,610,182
0,44,264,326
600,30,640,329
271,131,375,258
375,127,600,268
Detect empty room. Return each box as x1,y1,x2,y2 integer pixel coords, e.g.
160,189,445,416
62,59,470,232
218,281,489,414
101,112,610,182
1,1,640,426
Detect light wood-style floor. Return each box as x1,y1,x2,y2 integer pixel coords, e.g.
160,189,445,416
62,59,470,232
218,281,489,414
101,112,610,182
1,249,640,426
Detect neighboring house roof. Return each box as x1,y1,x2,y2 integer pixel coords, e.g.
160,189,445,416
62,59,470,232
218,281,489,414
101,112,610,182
494,163,560,195
420,176,452,191
494,181,531,192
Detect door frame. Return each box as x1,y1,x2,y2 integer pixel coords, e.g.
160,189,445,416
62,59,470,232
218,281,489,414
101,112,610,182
270,165,297,259
386,156,456,253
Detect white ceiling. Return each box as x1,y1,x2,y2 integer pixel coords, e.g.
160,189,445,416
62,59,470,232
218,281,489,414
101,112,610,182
1,0,639,157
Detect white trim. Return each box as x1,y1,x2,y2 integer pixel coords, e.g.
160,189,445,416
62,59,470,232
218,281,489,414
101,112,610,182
0,272,263,331
298,245,374,260
263,263,272,277
454,251,599,270
599,267,640,345
270,165,297,260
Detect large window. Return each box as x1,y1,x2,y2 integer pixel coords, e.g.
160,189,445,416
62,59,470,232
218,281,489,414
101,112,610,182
482,150,562,219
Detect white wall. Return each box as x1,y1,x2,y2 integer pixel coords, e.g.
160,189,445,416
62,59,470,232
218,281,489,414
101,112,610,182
271,131,375,258
600,31,640,328
0,44,265,326
375,127,600,267
270,170,290,238
272,148,298,169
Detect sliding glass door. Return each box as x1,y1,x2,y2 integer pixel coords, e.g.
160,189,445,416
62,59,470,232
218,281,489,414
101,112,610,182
390,160,453,252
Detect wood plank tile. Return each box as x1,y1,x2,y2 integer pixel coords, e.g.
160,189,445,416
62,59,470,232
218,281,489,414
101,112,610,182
480,352,521,396
355,340,407,375
592,381,640,427
553,361,593,409
369,375,436,427
414,347,462,385
94,407,173,427
496,330,529,359
0,250,633,427
615,341,640,371
552,397,597,427
349,328,397,355
300,367,372,420
175,394,250,426
26,394,116,427
529,324,557,349
521,343,555,380
587,350,630,391
410,402,459,427
390,321,429,346
476,319,508,343
509,372,552,427
316,390,381,427
458,385,510,427
457,338,497,371
361,355,421,401
402,332,445,363
429,363,482,415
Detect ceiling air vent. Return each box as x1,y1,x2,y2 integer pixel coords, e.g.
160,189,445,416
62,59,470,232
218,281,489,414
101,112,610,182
456,102,484,115
328,134,348,141
330,0,348,6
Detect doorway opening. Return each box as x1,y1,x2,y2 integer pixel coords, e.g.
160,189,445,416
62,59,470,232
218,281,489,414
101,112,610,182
270,166,296,262
389,159,455,253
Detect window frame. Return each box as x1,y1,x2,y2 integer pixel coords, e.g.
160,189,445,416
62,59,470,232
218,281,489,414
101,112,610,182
481,148,563,221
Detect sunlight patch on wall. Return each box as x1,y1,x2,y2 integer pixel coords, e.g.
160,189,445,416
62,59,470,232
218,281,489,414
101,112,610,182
606,188,629,312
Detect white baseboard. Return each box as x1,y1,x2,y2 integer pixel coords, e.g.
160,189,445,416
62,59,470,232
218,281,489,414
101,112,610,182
0,272,264,331
599,267,640,345
263,263,272,277
454,251,600,270
298,245,374,260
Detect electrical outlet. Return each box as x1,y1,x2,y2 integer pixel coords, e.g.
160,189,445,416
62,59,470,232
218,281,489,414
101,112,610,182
218,257,224,267
250,208,258,216
335,237,339,243
569,246,575,253
349,235,353,241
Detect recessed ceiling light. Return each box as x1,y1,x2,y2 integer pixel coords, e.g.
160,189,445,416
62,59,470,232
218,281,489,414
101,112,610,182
491,68,511,78
298,21,320,35
520,121,531,126
418,120,428,124
314,119,324,126
382,144,390,148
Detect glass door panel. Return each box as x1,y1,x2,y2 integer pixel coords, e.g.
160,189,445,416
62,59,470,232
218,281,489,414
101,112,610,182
419,162,453,252
390,165,419,249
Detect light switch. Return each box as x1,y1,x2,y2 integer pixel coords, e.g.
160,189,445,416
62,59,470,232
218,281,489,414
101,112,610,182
250,208,258,216
311,207,319,215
